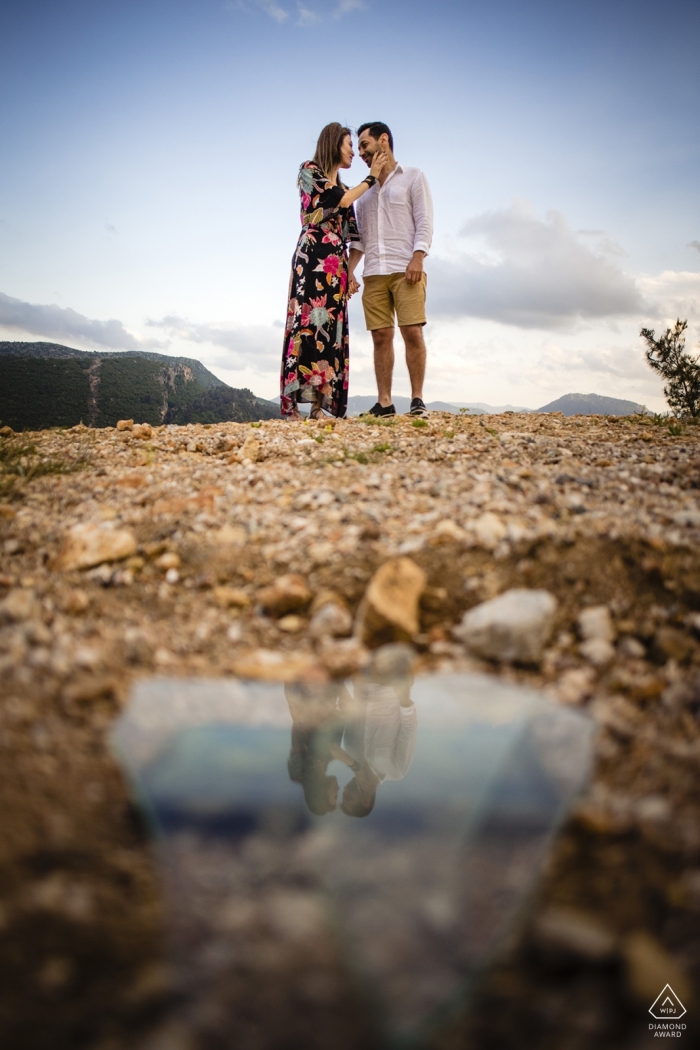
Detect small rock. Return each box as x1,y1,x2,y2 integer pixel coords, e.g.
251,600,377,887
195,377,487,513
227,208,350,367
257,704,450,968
651,627,696,664
154,647,176,665
63,674,118,705
213,586,250,609
132,423,153,439
472,512,507,550
62,589,90,615
278,614,304,633
431,519,467,544
227,622,242,644
578,605,614,643
534,906,617,961
165,568,179,585
231,648,320,681
453,588,557,664
0,425,14,437
239,434,260,463
116,419,134,431
622,930,691,1004
673,509,700,528
215,524,247,546
580,637,616,667
0,588,39,623
555,666,596,704
354,557,427,646
257,574,311,617
309,601,353,639
635,795,671,823
54,523,138,571
155,551,180,571
618,635,646,659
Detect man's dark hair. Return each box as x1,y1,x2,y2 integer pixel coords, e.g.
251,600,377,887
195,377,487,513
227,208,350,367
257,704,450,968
357,121,394,152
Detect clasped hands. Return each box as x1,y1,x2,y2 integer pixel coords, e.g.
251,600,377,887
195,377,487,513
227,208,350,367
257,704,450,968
348,251,424,298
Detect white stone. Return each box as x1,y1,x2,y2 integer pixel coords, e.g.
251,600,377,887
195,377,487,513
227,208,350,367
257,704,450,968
0,588,39,623
453,588,557,664
555,667,596,705
673,509,700,528
309,601,353,639
578,605,614,643
472,512,507,550
579,637,615,667
54,522,137,571
618,636,646,659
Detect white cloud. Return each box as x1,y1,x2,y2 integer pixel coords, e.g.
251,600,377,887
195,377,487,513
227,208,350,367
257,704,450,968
259,0,289,21
231,0,363,24
0,290,146,350
638,270,700,327
532,341,653,384
428,202,643,329
334,0,365,15
147,315,283,369
296,3,321,25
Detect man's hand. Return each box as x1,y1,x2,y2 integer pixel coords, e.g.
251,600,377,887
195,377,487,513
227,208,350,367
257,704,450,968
405,251,425,284
348,274,360,298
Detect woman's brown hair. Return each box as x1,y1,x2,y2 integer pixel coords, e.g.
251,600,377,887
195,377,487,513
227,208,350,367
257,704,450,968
312,122,351,187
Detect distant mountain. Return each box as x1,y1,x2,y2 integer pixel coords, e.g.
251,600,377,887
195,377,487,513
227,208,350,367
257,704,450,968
536,392,647,417
0,342,278,430
266,390,647,419
277,394,533,416
451,401,532,415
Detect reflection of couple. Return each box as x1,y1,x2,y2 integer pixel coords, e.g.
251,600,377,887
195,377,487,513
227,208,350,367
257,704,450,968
285,674,417,819
281,121,433,421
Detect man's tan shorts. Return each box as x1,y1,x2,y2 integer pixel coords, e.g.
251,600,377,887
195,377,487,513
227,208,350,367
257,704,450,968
362,272,427,330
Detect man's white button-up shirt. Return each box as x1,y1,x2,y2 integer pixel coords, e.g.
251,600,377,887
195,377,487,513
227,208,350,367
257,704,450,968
353,163,433,277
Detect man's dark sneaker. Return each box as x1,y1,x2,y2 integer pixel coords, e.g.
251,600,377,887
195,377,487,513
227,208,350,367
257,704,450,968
408,397,428,417
361,402,396,417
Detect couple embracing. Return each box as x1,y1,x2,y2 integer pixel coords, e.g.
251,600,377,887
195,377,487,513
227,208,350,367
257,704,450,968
280,121,433,421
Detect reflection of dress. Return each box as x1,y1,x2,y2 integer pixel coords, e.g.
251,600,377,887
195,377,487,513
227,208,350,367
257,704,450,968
342,682,417,782
280,161,360,419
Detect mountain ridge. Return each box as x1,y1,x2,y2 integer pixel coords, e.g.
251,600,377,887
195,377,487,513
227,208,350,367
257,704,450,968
0,341,278,430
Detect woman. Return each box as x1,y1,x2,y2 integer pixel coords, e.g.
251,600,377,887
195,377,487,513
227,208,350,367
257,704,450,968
280,122,386,420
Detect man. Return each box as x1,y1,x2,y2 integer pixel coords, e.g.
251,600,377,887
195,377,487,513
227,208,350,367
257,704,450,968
348,121,433,417
339,672,417,818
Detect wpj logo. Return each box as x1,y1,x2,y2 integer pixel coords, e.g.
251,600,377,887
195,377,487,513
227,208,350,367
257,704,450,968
650,985,687,1021
649,984,687,1039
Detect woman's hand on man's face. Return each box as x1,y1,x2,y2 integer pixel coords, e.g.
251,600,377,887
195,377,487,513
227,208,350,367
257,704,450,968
369,149,387,179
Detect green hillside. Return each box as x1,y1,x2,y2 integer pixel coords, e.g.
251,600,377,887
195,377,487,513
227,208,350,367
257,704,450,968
0,342,278,430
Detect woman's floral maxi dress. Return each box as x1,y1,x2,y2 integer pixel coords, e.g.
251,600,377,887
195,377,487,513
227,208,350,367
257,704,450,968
280,161,359,418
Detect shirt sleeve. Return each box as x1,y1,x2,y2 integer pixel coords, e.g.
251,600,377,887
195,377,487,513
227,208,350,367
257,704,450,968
298,161,344,222
411,171,433,256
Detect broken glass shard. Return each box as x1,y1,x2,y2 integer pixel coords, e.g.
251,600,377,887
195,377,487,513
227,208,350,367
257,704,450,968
111,668,593,1046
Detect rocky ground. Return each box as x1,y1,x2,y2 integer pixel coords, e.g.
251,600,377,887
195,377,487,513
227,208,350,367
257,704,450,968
1,410,700,1048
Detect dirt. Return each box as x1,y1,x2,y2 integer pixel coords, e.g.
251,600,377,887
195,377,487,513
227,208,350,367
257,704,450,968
1,410,700,1048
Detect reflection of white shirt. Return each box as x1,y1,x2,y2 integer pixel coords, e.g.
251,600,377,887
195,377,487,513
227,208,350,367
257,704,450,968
353,164,433,277
342,683,417,782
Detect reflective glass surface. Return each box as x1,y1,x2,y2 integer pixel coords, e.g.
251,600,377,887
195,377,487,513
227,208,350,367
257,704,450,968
112,660,593,1047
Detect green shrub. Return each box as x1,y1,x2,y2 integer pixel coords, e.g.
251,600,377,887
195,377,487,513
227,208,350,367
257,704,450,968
641,319,700,418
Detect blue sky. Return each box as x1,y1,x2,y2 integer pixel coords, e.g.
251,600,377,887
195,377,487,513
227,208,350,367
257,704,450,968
1,0,699,410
